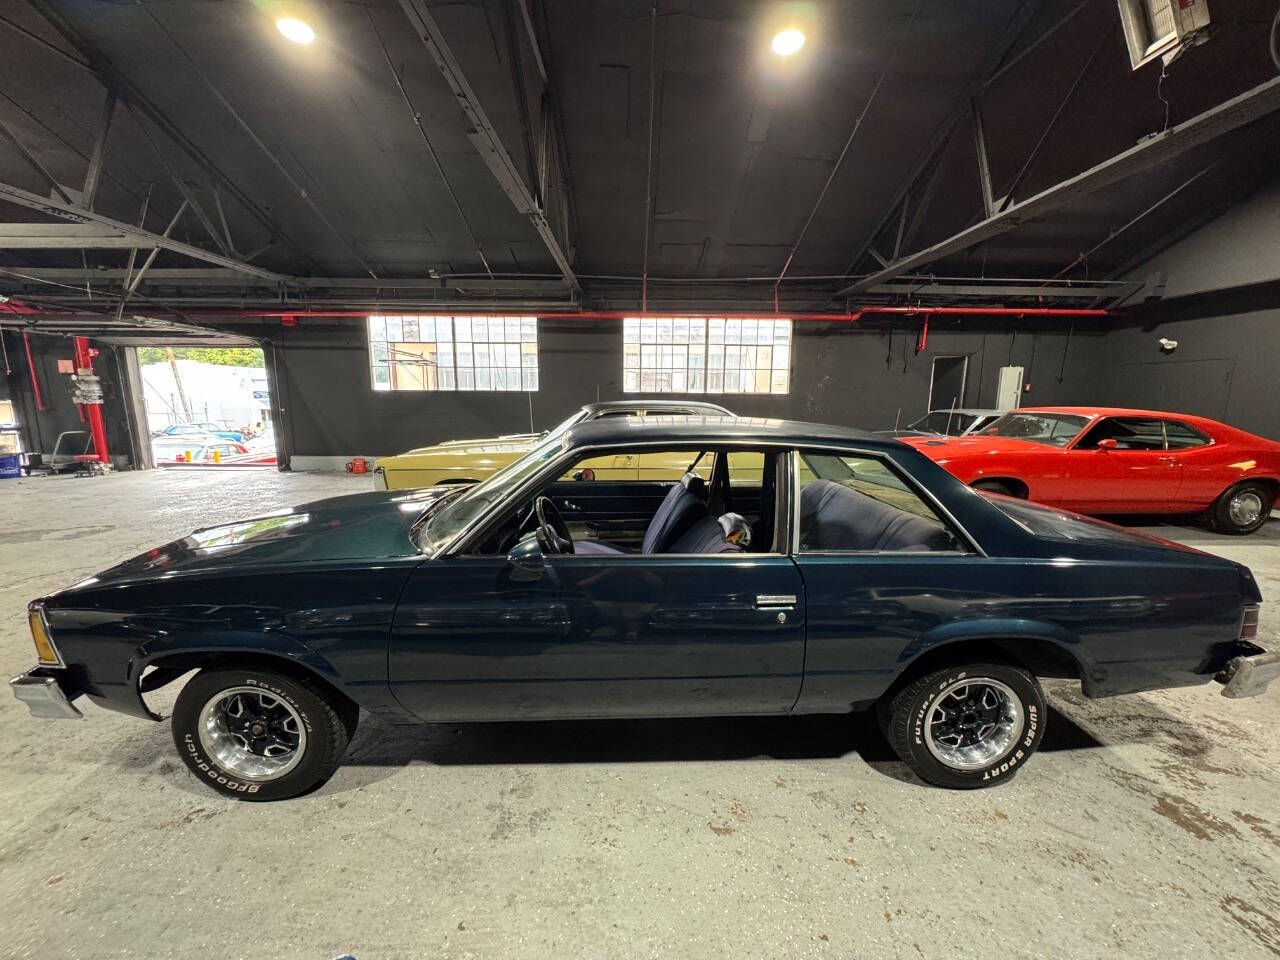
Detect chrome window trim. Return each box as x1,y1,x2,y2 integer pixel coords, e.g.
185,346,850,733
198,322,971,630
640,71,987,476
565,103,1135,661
439,438,987,559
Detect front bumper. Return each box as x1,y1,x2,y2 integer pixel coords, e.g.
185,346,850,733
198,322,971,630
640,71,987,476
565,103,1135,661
1217,649,1280,699
10,668,83,719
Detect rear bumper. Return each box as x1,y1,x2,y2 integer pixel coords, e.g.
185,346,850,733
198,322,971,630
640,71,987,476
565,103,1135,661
1216,649,1280,699
10,667,83,719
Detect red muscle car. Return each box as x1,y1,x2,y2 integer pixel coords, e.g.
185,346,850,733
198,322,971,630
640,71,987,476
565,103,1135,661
900,406,1280,534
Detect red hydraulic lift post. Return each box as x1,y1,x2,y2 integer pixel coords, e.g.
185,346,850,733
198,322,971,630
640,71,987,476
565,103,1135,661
72,336,110,464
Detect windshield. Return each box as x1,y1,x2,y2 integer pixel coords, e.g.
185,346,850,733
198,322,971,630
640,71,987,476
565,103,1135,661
416,435,565,552
981,412,1089,446
908,411,977,435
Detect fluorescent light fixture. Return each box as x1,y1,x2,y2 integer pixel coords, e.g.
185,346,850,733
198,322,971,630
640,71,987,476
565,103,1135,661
771,28,805,55
276,17,316,44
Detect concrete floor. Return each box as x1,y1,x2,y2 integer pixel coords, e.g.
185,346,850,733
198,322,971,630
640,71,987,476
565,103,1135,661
2,468,1279,960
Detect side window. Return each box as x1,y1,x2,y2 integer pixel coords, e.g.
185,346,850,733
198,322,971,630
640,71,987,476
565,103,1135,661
1163,420,1210,449
796,450,966,553
1076,417,1166,450
726,451,763,487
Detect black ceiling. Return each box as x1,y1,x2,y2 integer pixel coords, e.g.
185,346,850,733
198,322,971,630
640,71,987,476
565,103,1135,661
0,0,1278,330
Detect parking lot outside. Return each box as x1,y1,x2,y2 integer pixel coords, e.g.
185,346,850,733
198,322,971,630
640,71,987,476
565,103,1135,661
2,469,1278,960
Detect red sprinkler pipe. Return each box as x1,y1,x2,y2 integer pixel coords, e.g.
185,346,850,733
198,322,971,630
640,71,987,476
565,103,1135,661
72,336,110,464
22,331,45,411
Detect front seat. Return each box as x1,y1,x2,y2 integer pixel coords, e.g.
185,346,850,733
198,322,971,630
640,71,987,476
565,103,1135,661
668,512,751,553
575,472,709,554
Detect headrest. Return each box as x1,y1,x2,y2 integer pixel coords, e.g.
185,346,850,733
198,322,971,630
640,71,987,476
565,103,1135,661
716,512,752,548
681,471,707,496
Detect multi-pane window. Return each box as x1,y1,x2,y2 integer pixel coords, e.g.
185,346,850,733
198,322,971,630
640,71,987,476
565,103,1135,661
622,317,791,394
368,315,538,392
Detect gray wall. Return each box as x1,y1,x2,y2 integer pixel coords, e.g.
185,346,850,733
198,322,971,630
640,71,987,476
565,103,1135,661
1093,176,1280,439
263,318,1103,459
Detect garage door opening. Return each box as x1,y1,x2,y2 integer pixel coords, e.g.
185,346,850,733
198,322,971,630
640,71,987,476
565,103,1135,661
137,346,275,468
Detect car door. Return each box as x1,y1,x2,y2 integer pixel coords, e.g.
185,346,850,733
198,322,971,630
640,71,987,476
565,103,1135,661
788,448,993,710
1062,417,1182,512
387,452,805,722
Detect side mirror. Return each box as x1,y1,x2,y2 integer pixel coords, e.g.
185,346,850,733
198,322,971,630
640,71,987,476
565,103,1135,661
1096,438,1118,451
573,468,596,481
506,534,545,582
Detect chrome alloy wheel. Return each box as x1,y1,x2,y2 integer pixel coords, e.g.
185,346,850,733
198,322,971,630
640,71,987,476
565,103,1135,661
197,686,307,780
1228,490,1265,529
923,678,1024,770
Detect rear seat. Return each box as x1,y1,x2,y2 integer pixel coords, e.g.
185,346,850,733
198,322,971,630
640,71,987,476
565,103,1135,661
799,480,952,552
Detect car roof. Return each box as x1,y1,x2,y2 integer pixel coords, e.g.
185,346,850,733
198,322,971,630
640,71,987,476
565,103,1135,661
1015,405,1223,425
580,399,734,416
562,415,886,450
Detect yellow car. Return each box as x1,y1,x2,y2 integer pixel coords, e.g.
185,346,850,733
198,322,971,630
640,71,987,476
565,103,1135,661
374,400,734,490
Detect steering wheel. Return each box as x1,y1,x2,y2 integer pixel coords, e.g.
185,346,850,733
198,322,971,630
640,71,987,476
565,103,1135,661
534,496,574,554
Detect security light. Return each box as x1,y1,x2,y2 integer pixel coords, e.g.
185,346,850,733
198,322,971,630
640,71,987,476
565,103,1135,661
276,17,316,44
771,28,805,56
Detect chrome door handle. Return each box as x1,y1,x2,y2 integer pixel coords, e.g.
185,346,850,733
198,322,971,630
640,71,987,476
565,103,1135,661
755,594,796,607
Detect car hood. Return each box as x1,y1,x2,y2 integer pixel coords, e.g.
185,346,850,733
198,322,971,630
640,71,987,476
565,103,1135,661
59,487,454,591
900,435,1050,460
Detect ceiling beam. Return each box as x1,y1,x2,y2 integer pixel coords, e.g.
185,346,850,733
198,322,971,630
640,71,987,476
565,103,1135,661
840,0,1045,277
24,0,317,273
0,223,151,248
0,180,290,281
397,0,580,293
835,75,1280,297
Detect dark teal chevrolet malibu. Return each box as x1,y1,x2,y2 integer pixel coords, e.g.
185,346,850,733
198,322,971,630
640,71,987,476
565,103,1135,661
11,416,1278,800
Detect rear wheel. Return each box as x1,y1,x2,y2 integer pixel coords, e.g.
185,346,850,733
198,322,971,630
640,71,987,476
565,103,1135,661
1209,481,1273,535
171,668,355,801
883,662,1046,789
972,480,1015,497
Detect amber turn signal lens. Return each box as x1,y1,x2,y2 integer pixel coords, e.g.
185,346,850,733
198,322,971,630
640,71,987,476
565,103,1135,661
29,608,60,665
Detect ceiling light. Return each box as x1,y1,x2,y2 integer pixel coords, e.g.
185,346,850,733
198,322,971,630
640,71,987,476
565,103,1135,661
771,28,805,56
276,17,316,44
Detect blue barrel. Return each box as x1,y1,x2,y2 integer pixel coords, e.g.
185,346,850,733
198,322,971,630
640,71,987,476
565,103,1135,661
0,454,19,479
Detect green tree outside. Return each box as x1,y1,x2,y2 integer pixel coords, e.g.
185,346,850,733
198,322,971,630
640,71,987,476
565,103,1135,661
138,347,265,368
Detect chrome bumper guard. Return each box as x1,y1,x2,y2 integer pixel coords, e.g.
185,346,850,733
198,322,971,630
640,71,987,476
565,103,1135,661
10,670,83,719
1217,650,1280,699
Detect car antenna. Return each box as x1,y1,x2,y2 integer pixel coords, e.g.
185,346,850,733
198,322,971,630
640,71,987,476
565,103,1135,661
894,408,901,431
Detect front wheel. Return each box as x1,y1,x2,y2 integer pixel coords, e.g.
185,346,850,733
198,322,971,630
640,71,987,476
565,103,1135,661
171,668,356,801
1209,481,1274,535
883,662,1046,789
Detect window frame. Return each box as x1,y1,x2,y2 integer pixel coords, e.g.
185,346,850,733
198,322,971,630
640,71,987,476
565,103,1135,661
367,315,539,393
1160,419,1212,450
621,316,792,396
789,449,980,557
437,438,984,559
457,442,792,558
1074,416,1170,452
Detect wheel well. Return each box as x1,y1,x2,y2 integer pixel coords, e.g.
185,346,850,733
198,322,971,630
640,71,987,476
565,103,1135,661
141,651,359,722
880,636,1081,703
973,477,1028,498
1230,477,1279,503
